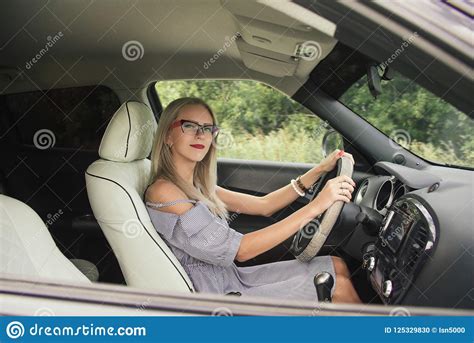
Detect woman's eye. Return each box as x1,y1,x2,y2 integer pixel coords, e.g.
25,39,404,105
203,126,213,133
183,123,196,129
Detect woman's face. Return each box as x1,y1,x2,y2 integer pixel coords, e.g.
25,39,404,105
166,104,215,163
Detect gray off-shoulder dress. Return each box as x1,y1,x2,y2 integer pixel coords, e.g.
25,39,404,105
145,198,336,301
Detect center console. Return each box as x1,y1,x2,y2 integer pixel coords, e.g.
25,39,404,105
363,196,438,304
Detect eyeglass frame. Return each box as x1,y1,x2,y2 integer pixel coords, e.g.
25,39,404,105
170,119,220,138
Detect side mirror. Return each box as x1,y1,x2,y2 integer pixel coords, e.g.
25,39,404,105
322,129,344,158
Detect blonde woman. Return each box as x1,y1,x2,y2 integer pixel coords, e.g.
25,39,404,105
144,97,361,303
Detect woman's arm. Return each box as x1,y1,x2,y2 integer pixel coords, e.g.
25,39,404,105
260,164,325,217
235,174,355,262
218,150,355,217
216,166,324,217
262,150,355,216
216,186,271,216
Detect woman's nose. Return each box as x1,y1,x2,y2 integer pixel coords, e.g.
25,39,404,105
195,128,206,138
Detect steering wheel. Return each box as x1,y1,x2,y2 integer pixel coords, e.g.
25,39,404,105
289,156,354,262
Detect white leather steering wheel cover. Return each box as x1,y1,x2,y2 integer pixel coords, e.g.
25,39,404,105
296,156,354,262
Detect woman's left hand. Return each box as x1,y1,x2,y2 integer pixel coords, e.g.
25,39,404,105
319,149,355,173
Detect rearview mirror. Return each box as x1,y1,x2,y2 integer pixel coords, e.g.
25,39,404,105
322,129,344,158
367,63,382,98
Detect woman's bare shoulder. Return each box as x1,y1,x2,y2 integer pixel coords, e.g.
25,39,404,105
146,179,194,215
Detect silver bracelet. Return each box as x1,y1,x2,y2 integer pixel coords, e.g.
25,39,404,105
290,179,305,197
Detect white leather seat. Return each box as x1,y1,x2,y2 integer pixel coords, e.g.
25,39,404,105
85,101,195,293
0,194,91,284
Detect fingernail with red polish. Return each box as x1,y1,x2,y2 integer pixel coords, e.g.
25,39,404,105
338,150,345,157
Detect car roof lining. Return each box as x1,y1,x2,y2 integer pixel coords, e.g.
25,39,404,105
0,0,338,99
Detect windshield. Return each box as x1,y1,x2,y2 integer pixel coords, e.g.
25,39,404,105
340,71,473,168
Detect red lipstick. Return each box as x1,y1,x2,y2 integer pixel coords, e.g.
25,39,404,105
190,144,205,149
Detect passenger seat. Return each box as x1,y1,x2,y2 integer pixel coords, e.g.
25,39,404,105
0,195,94,284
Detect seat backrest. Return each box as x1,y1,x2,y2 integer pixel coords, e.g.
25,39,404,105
0,195,91,284
85,101,195,293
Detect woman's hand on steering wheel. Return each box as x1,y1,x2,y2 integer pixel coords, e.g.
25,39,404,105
310,175,355,214
319,149,355,173
291,156,355,260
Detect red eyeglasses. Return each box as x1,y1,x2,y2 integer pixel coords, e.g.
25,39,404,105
170,119,220,138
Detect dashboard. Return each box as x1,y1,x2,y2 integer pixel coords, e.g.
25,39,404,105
367,196,437,304
354,175,411,215
353,173,436,304
348,162,473,309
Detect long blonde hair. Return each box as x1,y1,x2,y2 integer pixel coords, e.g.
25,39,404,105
150,97,229,220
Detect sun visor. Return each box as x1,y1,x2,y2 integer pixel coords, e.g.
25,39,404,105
235,38,298,77
223,1,337,78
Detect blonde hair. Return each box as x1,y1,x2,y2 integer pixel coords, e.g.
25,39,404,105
150,97,229,220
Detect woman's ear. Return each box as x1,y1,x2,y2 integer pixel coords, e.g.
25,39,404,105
165,134,173,146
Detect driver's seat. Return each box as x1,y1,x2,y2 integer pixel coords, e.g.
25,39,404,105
85,101,195,293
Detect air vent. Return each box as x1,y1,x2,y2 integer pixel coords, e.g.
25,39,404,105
354,179,369,205
393,184,407,200
403,224,428,274
375,179,393,211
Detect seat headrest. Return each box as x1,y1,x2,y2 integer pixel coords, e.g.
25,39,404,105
99,101,157,162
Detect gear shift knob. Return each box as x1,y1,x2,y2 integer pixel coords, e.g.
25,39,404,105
314,272,334,302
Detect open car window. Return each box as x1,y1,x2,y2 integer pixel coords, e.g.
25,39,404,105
339,71,473,169
155,80,333,163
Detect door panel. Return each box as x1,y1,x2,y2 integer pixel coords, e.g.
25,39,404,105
217,158,370,266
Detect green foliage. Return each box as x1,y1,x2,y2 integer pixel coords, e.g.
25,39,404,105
156,76,473,168
215,124,325,163
156,80,325,162
341,73,473,167
156,80,314,135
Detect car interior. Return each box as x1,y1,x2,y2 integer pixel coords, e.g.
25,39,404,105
0,0,472,313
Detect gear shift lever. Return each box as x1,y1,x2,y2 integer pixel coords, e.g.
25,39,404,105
314,272,334,302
